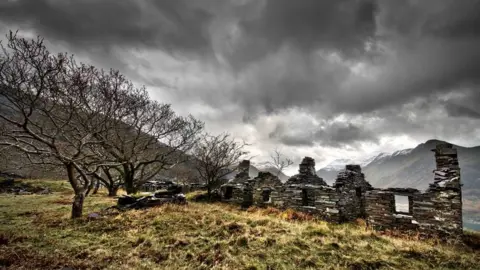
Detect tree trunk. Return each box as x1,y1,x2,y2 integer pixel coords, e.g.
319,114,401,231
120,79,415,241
124,165,135,194
108,186,118,197
124,175,135,194
85,178,94,197
72,192,85,219
66,163,84,219
207,179,212,200
92,179,100,195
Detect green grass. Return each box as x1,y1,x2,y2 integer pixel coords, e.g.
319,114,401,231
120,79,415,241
1,181,479,269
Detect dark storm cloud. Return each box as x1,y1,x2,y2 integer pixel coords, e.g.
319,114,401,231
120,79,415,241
314,123,378,147
2,0,480,152
444,103,480,119
224,0,378,70
268,0,480,115
343,0,480,112
0,0,213,55
243,0,377,56
269,121,377,148
217,0,480,125
268,122,314,147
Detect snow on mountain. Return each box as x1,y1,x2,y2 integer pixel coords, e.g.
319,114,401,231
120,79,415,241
254,161,273,170
322,152,392,172
392,148,413,156
322,158,356,171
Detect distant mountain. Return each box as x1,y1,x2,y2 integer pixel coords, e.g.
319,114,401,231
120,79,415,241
318,155,382,185
316,139,480,194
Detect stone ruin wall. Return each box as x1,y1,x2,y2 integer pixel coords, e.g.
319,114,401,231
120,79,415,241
270,185,342,222
222,157,372,223
220,160,251,205
365,143,463,238
220,143,463,239
334,165,372,222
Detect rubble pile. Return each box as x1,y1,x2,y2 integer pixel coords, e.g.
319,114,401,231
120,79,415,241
117,184,186,210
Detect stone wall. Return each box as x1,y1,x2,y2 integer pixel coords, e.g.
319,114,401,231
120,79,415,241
365,143,463,239
421,143,462,236
222,158,372,223
269,184,342,222
219,144,463,239
237,160,250,179
221,162,283,208
365,188,421,232
251,172,283,207
285,157,327,185
334,165,372,222
220,159,252,204
220,184,244,204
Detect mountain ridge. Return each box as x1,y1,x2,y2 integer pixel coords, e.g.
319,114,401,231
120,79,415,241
316,139,480,193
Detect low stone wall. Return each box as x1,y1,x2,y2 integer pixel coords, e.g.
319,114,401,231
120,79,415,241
269,184,342,222
365,189,420,232
253,187,274,207
312,187,341,222
220,185,245,205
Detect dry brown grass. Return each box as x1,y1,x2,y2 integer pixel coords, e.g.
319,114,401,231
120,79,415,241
0,184,479,269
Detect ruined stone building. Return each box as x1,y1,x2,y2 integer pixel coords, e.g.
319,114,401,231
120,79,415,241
365,143,462,238
221,160,283,208
220,143,463,238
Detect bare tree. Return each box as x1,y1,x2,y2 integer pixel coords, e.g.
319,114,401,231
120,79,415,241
86,164,123,196
269,148,294,177
193,133,248,198
91,98,204,194
0,32,130,218
0,31,203,218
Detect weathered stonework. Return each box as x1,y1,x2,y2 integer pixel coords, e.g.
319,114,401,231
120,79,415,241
365,143,463,239
221,157,370,223
285,157,327,186
236,160,250,180
220,144,463,239
219,160,252,205
220,161,283,208
334,165,372,221
251,172,283,207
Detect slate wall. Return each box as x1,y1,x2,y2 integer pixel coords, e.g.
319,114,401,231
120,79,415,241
365,143,463,239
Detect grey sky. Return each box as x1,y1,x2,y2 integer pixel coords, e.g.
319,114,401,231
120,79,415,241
1,0,479,175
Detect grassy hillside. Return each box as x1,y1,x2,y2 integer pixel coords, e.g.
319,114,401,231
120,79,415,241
1,180,480,270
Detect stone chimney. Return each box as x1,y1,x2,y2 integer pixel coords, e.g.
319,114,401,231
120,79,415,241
345,164,361,173
430,143,461,189
427,142,463,236
298,157,316,176
285,156,327,186
237,160,250,178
